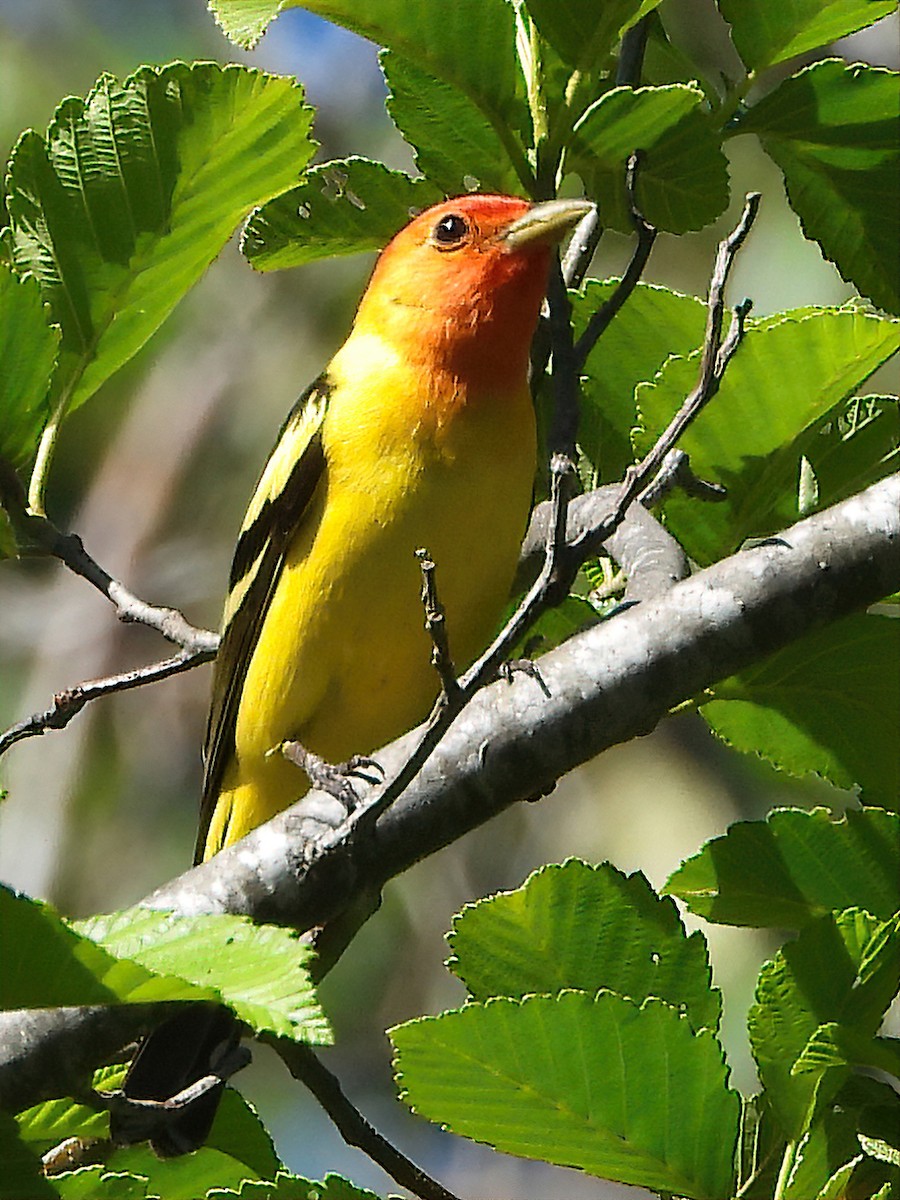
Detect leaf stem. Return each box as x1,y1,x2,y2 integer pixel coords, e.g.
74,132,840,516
773,1139,797,1200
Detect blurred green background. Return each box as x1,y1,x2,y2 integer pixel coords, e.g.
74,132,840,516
0,3,897,1196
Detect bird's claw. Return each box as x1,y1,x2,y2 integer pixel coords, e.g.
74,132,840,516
280,742,384,811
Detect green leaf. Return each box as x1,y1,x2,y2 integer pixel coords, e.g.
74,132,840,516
210,0,527,140
392,992,739,1199
0,885,212,1010
749,908,900,1141
527,0,663,71
718,0,897,71
736,60,900,314
703,614,900,807
4,64,315,422
104,1089,281,1199
571,83,730,233
784,1077,900,1200
665,806,900,929
16,1096,109,1148
793,1024,900,1081
0,264,59,470
860,1134,900,1168
208,1173,383,1199
49,1171,148,1200
243,158,442,271
448,859,721,1031
635,307,900,563
382,51,522,195
79,908,330,1044
571,280,706,482
0,1111,56,1200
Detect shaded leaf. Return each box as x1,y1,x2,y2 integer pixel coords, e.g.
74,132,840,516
208,1173,383,1199
703,614,900,807
4,63,314,421
737,60,900,313
392,992,739,1199
793,1023,900,1080
0,1111,56,1200
382,51,522,195
571,84,729,233
635,307,900,563
571,279,706,482
80,908,330,1044
449,859,721,1031
665,806,900,928
527,0,662,71
718,0,897,71
243,158,441,271
0,264,59,470
0,885,212,1010
749,909,900,1141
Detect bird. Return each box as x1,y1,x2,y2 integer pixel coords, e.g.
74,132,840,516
116,192,592,1156
195,192,593,863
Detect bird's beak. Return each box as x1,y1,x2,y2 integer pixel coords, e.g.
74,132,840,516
500,198,595,250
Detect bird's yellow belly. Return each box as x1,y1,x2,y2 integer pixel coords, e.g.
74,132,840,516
213,385,535,847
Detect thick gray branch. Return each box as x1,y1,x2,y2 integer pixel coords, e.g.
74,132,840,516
1,473,898,1109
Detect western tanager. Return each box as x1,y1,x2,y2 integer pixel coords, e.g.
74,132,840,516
196,193,592,862
117,194,590,1156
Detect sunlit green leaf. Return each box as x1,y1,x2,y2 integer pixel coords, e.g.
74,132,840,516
737,60,900,313
392,992,739,1198
243,158,441,271
703,614,900,807
208,1173,383,1199
79,908,330,1043
4,64,314,427
0,264,59,470
635,307,900,563
449,859,721,1030
665,806,900,928
718,0,897,71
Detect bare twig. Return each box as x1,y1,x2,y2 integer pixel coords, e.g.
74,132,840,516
269,1039,463,1200
573,152,658,373
617,16,651,86
0,650,216,759
546,260,581,458
639,449,728,509
416,548,460,704
561,204,602,290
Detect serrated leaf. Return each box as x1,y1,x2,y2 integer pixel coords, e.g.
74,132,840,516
571,280,706,482
210,0,527,140
665,806,900,928
0,885,212,1010
0,263,59,470
635,307,900,563
382,51,522,195
4,63,315,427
703,614,900,807
208,1172,383,1199
860,1135,900,1168
392,992,739,1199
79,908,330,1044
793,1024,900,1081
718,0,897,71
527,0,662,71
571,83,729,233
16,1096,109,1147
243,158,441,271
103,1088,281,1199
0,1110,56,1200
449,860,721,1031
785,1076,900,1200
736,60,900,313
52,1170,148,1200
749,908,900,1141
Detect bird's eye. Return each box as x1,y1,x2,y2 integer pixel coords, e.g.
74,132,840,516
432,213,469,248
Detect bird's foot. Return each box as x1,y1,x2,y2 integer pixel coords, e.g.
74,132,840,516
280,741,384,810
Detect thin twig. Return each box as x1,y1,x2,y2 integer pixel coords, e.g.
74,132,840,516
561,204,602,290
268,1039,464,1200
617,16,651,86
639,449,728,509
416,548,460,704
573,152,657,372
0,649,216,759
546,259,581,459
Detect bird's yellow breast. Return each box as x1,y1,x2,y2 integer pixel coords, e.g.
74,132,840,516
210,329,536,849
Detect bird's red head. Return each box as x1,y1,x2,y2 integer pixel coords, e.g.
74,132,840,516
354,194,592,387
